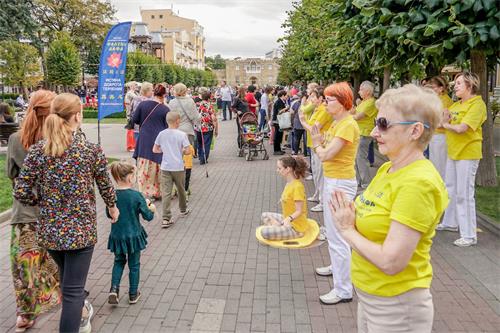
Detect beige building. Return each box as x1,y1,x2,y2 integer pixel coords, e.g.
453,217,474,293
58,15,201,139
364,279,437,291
140,9,205,69
223,58,280,87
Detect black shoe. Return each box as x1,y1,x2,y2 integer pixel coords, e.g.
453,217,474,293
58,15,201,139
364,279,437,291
108,286,119,304
129,292,141,304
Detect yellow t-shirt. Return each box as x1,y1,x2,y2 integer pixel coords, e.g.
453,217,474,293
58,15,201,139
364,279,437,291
352,159,449,297
445,95,486,160
306,104,333,147
183,145,194,169
355,97,378,136
435,93,453,134
322,115,360,179
281,179,308,233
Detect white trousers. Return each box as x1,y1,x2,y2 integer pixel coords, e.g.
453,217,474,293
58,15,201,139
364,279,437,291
311,150,324,204
323,176,357,299
441,159,479,239
429,133,447,180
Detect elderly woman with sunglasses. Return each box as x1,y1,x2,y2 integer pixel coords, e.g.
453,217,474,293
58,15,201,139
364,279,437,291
309,82,360,305
329,84,448,332
437,72,487,247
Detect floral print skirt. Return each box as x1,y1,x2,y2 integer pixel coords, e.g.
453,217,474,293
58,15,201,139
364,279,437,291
137,158,162,199
10,223,61,319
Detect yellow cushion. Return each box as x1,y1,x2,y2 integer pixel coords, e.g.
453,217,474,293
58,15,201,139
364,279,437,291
255,218,320,249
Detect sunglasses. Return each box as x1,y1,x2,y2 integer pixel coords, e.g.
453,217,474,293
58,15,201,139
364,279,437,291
374,117,430,132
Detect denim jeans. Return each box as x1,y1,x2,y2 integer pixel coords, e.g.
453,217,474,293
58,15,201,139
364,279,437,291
196,130,213,164
258,109,267,131
111,251,141,295
221,100,232,120
48,246,94,333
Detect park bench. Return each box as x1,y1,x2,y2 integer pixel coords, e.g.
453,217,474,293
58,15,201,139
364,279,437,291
0,123,19,147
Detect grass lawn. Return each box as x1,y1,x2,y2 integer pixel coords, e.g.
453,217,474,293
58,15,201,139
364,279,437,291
0,155,13,213
83,118,127,124
475,157,500,222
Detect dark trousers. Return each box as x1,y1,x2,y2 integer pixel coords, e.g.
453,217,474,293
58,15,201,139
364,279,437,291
273,123,283,152
48,246,94,333
292,129,307,155
236,117,242,149
368,140,375,165
196,130,213,164
111,250,141,295
221,100,232,120
185,168,191,191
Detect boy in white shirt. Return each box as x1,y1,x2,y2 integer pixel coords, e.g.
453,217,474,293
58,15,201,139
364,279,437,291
153,111,191,228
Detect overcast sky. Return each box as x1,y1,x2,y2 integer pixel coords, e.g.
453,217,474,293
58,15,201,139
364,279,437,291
109,0,295,59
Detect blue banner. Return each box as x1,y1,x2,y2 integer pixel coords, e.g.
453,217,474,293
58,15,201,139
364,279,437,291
97,22,132,120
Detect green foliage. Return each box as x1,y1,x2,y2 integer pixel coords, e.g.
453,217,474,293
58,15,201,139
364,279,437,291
0,93,19,100
0,155,13,213
83,109,126,118
84,42,101,76
0,40,42,89
46,33,82,86
278,0,500,84
205,54,226,69
162,64,177,84
0,0,39,41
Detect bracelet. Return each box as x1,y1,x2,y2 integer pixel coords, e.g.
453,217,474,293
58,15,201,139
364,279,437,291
288,215,294,221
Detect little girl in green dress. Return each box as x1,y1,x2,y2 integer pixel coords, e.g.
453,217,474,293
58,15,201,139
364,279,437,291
107,162,156,304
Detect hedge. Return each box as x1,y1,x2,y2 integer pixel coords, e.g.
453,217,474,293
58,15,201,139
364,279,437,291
0,93,19,100
83,110,126,119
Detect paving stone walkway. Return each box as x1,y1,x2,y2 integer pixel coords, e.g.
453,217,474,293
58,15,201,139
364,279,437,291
0,121,499,332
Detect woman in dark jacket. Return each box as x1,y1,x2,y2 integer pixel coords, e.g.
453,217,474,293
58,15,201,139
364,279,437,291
231,86,249,149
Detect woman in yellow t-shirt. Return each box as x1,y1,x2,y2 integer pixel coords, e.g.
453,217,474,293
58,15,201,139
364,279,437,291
438,72,487,247
426,75,453,180
298,88,334,213
260,156,309,240
329,84,448,332
309,82,360,305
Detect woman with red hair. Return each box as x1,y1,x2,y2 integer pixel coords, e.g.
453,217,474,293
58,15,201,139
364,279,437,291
310,82,360,304
6,90,61,331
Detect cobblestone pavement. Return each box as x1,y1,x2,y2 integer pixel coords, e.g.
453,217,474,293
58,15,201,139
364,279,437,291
0,121,499,332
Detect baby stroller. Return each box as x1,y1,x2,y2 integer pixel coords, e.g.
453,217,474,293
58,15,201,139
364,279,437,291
238,112,269,161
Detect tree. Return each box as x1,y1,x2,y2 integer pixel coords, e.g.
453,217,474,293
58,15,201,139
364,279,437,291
46,33,82,88
84,42,101,76
162,64,177,84
0,40,42,97
0,0,39,41
205,54,226,70
31,0,115,79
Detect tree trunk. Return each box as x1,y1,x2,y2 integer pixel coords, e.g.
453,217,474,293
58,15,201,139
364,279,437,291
382,65,391,93
471,49,497,187
352,71,361,103
377,75,384,97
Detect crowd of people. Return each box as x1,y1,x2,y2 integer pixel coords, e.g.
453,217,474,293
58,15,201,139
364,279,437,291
4,71,488,333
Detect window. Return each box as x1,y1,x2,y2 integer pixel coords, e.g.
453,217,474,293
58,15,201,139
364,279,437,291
159,15,163,19
235,65,240,70
151,15,155,19
268,76,273,83
268,64,273,70
235,76,240,84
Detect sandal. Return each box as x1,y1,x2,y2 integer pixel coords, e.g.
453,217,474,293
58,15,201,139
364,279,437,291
15,316,35,332
162,219,174,228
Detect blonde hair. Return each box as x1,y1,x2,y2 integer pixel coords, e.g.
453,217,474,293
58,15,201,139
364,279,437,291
173,83,187,96
140,82,153,95
455,72,480,95
375,84,441,149
166,111,180,124
43,93,81,157
109,161,136,183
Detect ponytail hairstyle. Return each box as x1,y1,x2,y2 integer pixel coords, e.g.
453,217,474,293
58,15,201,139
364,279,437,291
109,161,136,183
20,90,56,150
43,93,81,157
279,156,308,179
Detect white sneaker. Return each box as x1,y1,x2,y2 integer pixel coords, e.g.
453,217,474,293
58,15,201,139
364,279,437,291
436,224,458,232
307,196,319,202
310,204,323,212
319,290,352,305
315,265,332,276
79,300,94,333
453,238,477,247
305,175,313,181
317,226,327,241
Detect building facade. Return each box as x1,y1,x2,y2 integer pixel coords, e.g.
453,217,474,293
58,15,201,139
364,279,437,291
223,58,280,87
140,9,205,69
